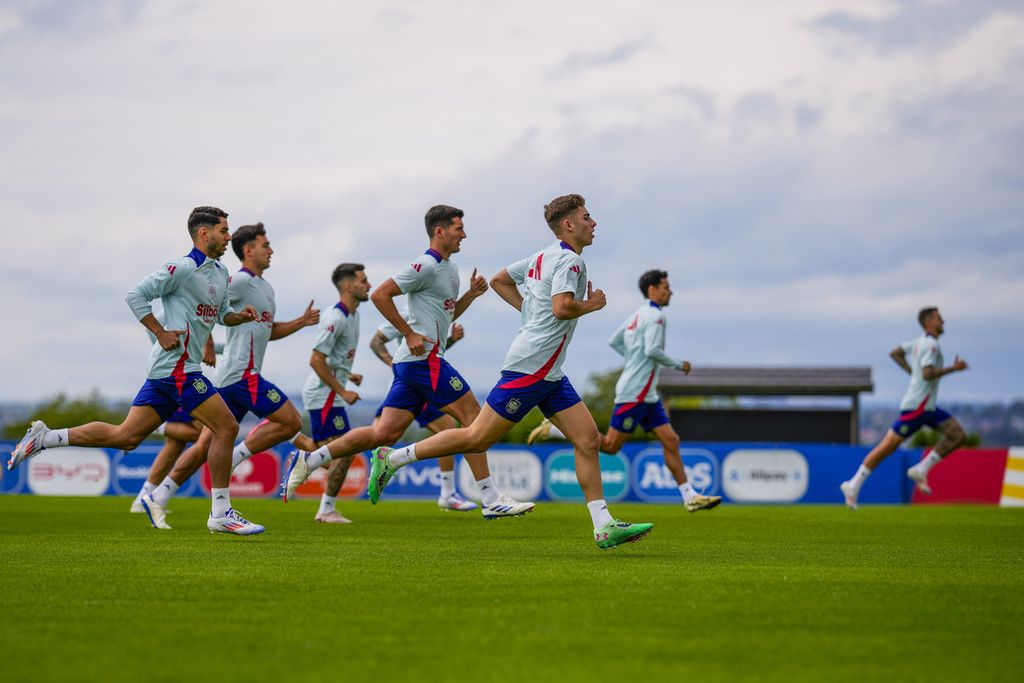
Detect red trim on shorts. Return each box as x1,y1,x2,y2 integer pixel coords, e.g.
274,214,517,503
171,326,191,395
245,335,259,405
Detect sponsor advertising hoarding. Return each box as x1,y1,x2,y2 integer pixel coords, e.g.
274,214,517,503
1,440,1019,505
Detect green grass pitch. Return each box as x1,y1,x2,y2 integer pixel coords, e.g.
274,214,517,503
1,497,1021,682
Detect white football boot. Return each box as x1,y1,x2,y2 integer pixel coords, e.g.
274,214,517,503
438,491,478,512
208,509,265,535
481,495,535,520
140,494,172,530
314,510,352,524
280,450,310,502
907,467,933,495
685,493,723,512
839,480,859,511
7,420,49,471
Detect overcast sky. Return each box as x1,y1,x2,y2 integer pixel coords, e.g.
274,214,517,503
1,0,1021,408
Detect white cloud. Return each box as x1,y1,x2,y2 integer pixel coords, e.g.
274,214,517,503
0,0,1021,406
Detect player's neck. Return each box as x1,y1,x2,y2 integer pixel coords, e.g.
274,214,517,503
241,261,264,277
427,241,450,260
195,242,219,260
557,236,583,254
340,293,360,313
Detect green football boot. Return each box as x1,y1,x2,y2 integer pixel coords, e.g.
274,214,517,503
368,446,398,504
594,519,654,550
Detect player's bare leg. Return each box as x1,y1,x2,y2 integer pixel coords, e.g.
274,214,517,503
424,414,476,511
650,423,721,511
282,407,415,502
907,418,966,495
840,429,905,510
10,404,167,471
185,394,261,534
130,421,200,513
367,405,533,518
548,403,653,548
70,406,165,451
242,402,303,455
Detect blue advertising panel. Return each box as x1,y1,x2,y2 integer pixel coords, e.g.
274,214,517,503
0,439,921,505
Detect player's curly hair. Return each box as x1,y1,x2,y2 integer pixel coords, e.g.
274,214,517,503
187,206,228,238
424,205,464,239
332,263,365,288
638,269,668,298
543,194,586,233
918,307,939,328
231,222,266,260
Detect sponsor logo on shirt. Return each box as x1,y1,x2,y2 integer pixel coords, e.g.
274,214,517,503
165,264,177,275
195,304,219,320
411,263,422,272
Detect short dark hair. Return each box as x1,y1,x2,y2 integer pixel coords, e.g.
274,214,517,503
231,222,266,260
187,206,228,239
918,307,938,328
638,269,668,298
332,263,365,288
424,205,464,238
543,194,586,233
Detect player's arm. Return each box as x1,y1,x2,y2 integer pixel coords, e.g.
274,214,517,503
126,262,187,351
223,308,258,326
889,346,912,374
490,268,524,311
643,317,687,371
445,323,464,350
202,335,217,367
371,278,431,356
309,350,358,404
369,330,394,367
453,269,488,320
608,322,627,357
552,281,606,320
270,300,320,340
922,356,969,380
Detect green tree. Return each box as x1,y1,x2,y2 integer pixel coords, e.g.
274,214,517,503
4,391,129,440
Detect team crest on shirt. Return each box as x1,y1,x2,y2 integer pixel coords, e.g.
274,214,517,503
449,377,464,391
623,417,635,431
267,389,281,404
208,282,217,302
506,397,522,414
192,378,209,394
333,415,346,430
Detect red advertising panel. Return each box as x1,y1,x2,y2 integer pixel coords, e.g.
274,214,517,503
200,451,281,497
909,448,1009,505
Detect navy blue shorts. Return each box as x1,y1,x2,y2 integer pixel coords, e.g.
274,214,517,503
892,407,954,439
218,375,289,422
381,358,471,414
375,401,447,429
309,406,351,443
610,401,670,433
132,373,220,422
165,408,193,424
485,371,582,423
